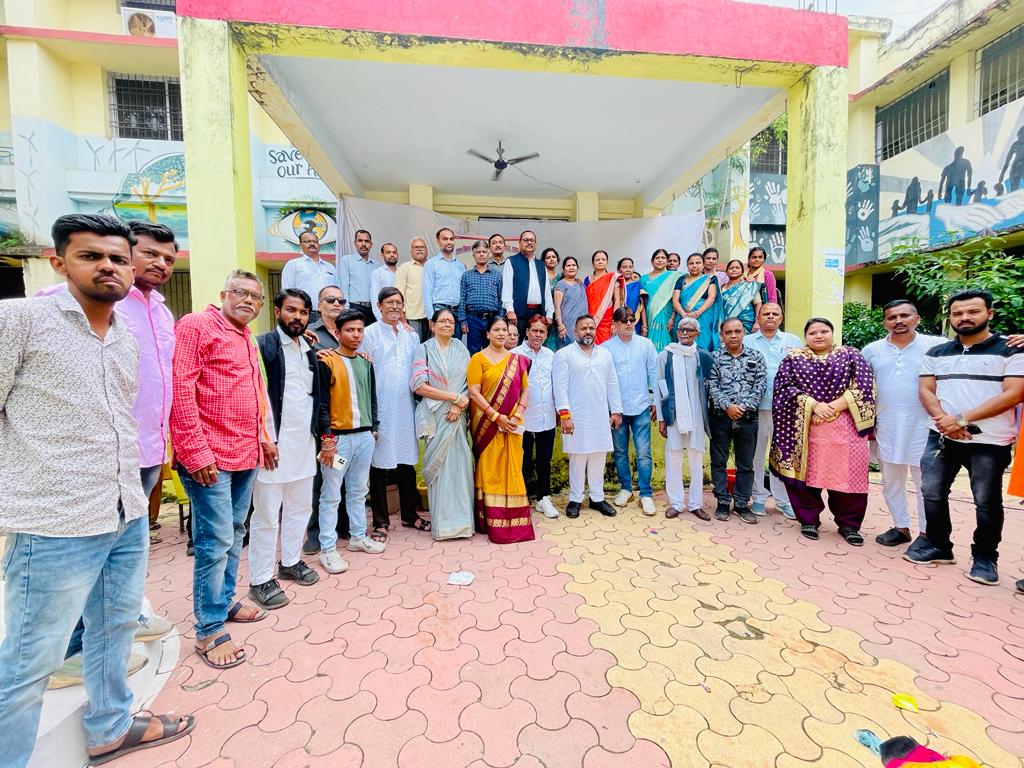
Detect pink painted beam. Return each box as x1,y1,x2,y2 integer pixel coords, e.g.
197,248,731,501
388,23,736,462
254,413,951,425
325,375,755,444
177,0,847,67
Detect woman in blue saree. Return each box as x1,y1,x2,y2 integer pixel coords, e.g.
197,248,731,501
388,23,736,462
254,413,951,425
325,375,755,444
720,258,762,333
672,252,721,351
639,248,677,351
410,308,475,540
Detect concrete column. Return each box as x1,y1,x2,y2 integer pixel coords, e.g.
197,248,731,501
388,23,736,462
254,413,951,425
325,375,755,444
785,66,849,339
947,51,974,129
844,270,872,306
178,17,255,310
409,184,434,210
575,191,599,222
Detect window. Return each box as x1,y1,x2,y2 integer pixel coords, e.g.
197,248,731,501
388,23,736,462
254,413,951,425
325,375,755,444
875,70,949,162
750,128,787,175
978,25,1024,116
108,74,182,141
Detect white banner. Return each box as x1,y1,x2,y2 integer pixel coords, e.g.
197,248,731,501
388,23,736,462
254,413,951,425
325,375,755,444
339,196,704,274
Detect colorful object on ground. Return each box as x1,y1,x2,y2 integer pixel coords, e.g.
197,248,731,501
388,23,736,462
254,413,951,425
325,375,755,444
855,729,882,757
892,692,920,712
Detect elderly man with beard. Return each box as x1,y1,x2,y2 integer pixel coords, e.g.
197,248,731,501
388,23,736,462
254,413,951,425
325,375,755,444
370,242,400,322
905,289,1024,587
553,314,623,519
248,289,324,609
172,270,278,669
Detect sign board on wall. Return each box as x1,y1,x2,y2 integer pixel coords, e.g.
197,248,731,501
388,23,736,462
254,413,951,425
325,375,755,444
121,8,177,38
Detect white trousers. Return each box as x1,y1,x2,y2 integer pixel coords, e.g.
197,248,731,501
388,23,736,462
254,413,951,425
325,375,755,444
751,409,790,506
568,452,607,503
249,476,314,585
880,460,926,531
666,447,704,512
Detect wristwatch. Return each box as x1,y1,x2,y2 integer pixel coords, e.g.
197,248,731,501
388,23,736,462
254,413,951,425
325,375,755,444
955,414,970,429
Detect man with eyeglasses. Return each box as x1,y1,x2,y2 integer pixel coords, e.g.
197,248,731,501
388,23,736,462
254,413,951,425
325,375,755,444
503,229,553,341
171,270,279,669
395,237,430,343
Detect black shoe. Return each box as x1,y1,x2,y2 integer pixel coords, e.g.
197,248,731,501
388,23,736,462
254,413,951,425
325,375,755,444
302,537,320,555
589,499,617,517
800,524,819,540
714,503,730,521
968,557,999,585
875,527,912,547
903,537,956,565
734,507,758,525
566,501,581,519
186,544,195,557
839,527,864,547
1016,577,1024,594
249,579,289,609
279,560,320,585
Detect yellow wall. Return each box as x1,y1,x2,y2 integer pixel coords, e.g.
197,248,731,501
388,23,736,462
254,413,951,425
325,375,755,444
70,63,107,135
6,40,74,131
0,56,11,131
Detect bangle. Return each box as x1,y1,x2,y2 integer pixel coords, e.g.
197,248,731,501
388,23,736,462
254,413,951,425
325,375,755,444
559,411,572,421
489,410,499,423
320,434,335,442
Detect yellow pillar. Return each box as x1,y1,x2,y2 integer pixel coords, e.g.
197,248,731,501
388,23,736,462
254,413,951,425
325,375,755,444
178,16,255,311
785,66,849,339
947,52,974,130
575,191,599,222
409,184,434,210
844,270,872,306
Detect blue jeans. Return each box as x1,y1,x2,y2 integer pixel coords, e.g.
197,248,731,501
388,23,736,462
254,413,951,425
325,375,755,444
179,467,258,641
611,412,653,497
464,312,498,355
319,432,374,549
0,512,148,764
66,465,163,659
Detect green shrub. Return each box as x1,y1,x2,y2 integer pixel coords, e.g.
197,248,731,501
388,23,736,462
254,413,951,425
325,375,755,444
842,302,885,350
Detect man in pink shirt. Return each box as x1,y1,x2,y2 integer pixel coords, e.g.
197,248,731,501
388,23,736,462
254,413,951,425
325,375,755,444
38,220,179,671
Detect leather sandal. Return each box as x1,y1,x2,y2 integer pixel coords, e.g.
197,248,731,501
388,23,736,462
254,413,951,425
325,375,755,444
88,713,196,765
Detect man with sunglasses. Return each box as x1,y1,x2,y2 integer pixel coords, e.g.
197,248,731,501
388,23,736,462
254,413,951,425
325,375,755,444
307,285,348,351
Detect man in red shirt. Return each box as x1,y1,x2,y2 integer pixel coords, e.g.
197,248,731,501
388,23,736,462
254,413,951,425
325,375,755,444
171,269,278,669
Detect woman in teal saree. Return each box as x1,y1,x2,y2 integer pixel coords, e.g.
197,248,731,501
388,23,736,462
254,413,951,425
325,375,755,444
672,252,721,352
639,248,678,352
720,258,762,333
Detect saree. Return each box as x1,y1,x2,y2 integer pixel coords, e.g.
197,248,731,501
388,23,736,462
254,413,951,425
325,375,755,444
640,270,678,351
721,280,761,333
467,351,536,544
1009,421,1024,497
746,266,778,304
677,274,721,352
554,279,587,349
411,338,474,540
585,272,623,344
624,280,642,314
770,346,876,489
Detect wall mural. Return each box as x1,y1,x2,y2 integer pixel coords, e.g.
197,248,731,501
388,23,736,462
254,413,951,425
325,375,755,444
749,172,788,227
877,99,1024,257
750,225,787,264
111,152,187,235
845,164,879,265
267,206,338,252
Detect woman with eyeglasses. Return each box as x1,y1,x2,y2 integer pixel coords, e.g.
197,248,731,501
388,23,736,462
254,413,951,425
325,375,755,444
655,317,714,520
410,308,474,540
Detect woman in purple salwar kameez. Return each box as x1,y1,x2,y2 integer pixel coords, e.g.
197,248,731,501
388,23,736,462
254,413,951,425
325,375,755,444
769,317,876,545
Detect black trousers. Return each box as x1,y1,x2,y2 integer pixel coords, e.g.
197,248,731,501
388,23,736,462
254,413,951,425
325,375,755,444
708,409,758,507
523,428,556,499
306,462,349,544
409,318,430,344
350,303,376,327
516,306,544,342
920,431,1012,561
369,464,420,528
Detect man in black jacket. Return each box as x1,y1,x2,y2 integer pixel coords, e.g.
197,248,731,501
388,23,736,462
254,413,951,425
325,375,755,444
247,288,325,609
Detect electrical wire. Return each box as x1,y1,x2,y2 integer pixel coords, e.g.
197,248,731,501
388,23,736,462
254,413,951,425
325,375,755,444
508,163,578,195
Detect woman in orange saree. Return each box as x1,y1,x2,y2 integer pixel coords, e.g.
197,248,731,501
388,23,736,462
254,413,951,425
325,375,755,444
584,249,624,344
466,315,536,544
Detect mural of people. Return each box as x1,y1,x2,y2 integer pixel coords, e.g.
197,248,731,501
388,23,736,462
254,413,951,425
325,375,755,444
938,146,972,205
972,180,988,203
998,127,1024,193
901,176,922,215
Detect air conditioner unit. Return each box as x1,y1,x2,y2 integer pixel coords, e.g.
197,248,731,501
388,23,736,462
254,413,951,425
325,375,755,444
121,8,177,39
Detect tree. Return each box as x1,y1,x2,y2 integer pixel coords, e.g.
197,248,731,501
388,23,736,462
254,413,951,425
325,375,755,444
889,235,1024,334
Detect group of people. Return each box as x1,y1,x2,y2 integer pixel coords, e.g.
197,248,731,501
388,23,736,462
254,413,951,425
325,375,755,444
2,213,1024,768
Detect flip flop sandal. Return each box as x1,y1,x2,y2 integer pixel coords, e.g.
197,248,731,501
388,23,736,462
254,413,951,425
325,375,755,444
88,713,196,765
369,527,388,543
840,528,865,546
800,524,819,540
401,518,431,532
227,601,267,623
194,634,246,669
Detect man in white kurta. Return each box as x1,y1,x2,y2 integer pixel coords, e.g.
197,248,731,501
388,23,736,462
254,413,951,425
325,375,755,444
552,315,623,519
862,300,944,546
360,287,424,535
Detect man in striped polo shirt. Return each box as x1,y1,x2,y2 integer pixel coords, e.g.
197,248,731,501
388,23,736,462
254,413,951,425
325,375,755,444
316,309,382,574
905,289,1024,586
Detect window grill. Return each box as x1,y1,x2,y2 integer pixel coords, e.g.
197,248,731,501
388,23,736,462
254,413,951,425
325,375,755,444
751,128,787,175
163,270,192,320
875,70,949,162
108,74,183,142
978,25,1024,116
120,1,176,9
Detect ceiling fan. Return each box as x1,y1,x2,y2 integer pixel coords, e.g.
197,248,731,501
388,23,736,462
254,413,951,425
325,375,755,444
466,140,540,181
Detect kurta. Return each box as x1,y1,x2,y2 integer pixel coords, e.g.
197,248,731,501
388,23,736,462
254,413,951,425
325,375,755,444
259,330,316,483
862,334,944,465
360,320,420,467
552,342,623,454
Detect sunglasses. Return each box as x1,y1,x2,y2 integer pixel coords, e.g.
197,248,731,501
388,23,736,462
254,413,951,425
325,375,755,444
322,297,346,305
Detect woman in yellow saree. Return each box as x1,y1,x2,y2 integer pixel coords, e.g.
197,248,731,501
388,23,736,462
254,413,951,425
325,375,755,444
466,315,536,544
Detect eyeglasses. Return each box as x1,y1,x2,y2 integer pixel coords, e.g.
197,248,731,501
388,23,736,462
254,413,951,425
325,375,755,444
679,328,697,334
226,288,264,302
322,297,346,305
433,318,455,325
381,300,404,308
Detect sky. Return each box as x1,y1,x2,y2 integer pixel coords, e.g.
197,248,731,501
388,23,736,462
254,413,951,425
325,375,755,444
739,0,950,39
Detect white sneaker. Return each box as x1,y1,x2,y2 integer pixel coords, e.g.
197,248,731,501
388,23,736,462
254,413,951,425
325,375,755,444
537,497,559,518
640,497,656,516
319,548,349,573
613,489,633,507
347,537,385,554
